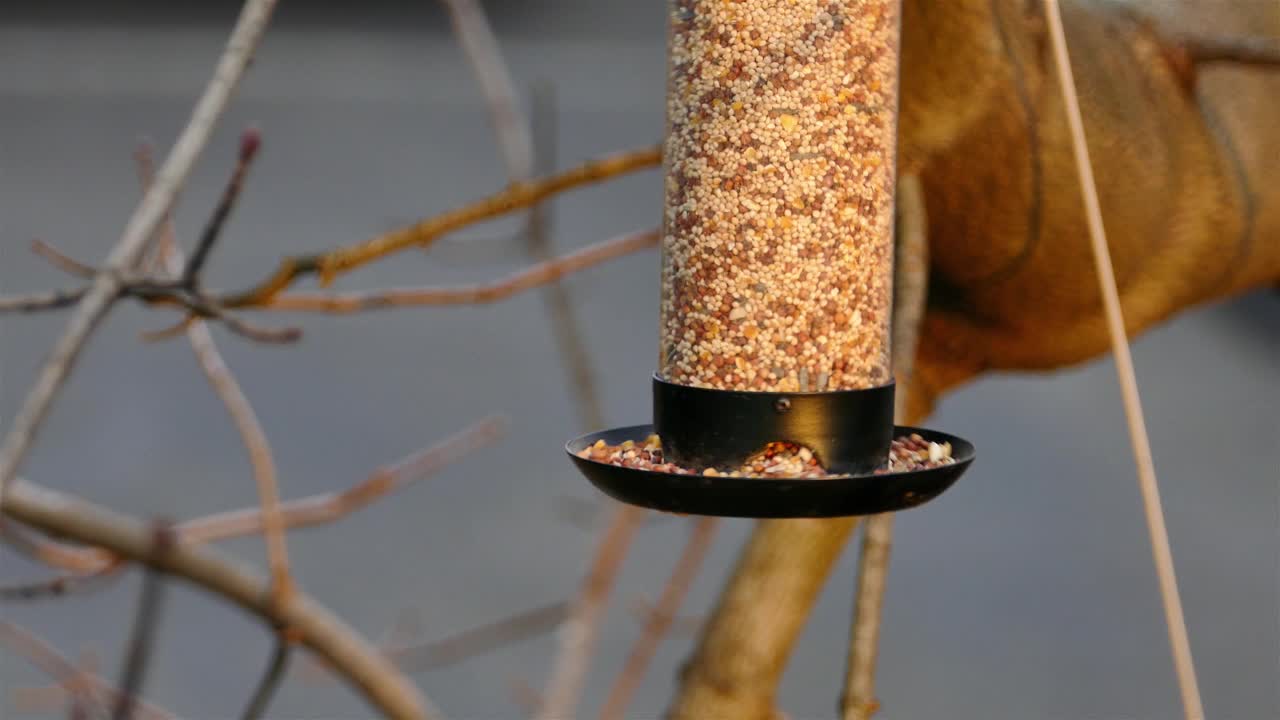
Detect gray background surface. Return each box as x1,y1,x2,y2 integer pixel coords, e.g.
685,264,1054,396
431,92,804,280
2,2,1277,719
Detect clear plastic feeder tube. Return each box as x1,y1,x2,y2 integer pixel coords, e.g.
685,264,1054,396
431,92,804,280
659,0,900,392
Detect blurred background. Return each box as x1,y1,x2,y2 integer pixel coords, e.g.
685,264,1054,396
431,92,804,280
2,1,1276,718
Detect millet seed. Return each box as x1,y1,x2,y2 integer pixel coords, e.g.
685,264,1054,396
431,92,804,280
659,0,901,392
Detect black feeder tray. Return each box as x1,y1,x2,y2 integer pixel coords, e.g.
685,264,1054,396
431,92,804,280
564,375,975,518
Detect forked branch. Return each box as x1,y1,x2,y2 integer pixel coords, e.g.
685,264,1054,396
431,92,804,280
215,144,661,309
3,477,436,720
0,0,281,499
136,140,296,609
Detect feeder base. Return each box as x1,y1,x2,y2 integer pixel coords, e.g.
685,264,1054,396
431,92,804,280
566,424,974,518
653,375,894,476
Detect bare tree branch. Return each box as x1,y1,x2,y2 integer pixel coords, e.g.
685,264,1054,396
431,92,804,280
1,416,503,579
0,0,281,500
183,129,261,286
138,141,295,605
0,288,87,314
0,565,123,602
437,10,647,715
111,524,172,720
842,173,930,720
31,240,96,278
439,0,533,181
141,298,301,344
179,415,505,544
523,71,649,720
264,229,658,314
625,596,704,636
0,622,105,719
3,477,436,720
300,599,566,684
215,144,662,309
667,517,859,720
537,505,647,720
0,518,112,572
524,83,609,434
3,626,173,720
240,638,291,720
388,601,569,673
599,517,719,720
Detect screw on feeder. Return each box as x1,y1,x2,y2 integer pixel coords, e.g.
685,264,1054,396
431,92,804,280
774,398,791,414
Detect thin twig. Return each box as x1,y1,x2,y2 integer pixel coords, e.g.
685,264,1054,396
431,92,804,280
138,142,295,605
17,148,660,332
240,638,291,720
183,129,261,286
10,646,176,720
843,515,892,720
0,518,112,572
598,517,719,720
264,229,658,314
7,241,298,344
0,417,503,576
439,0,533,180
4,640,172,720
1043,3,1203,718
3,477,435,720
0,0,281,501
519,79,643,720
111,524,172,720
139,297,301,344
0,564,124,602
0,622,104,719
215,144,662,308
179,415,505,543
69,646,101,720
625,596,705,636
387,601,569,673
536,505,647,720
841,173,930,720
0,288,87,313
301,599,565,684
421,28,642,713
525,83,607,432
31,240,95,278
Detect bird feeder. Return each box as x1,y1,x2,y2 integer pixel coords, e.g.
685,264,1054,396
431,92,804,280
567,0,974,517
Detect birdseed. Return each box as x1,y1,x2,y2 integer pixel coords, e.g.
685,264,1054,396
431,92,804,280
658,0,900,391
576,432,954,479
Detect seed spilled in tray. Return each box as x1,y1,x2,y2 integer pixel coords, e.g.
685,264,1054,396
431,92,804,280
575,432,953,478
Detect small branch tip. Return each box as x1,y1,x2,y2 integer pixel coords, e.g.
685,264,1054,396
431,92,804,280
240,127,263,160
